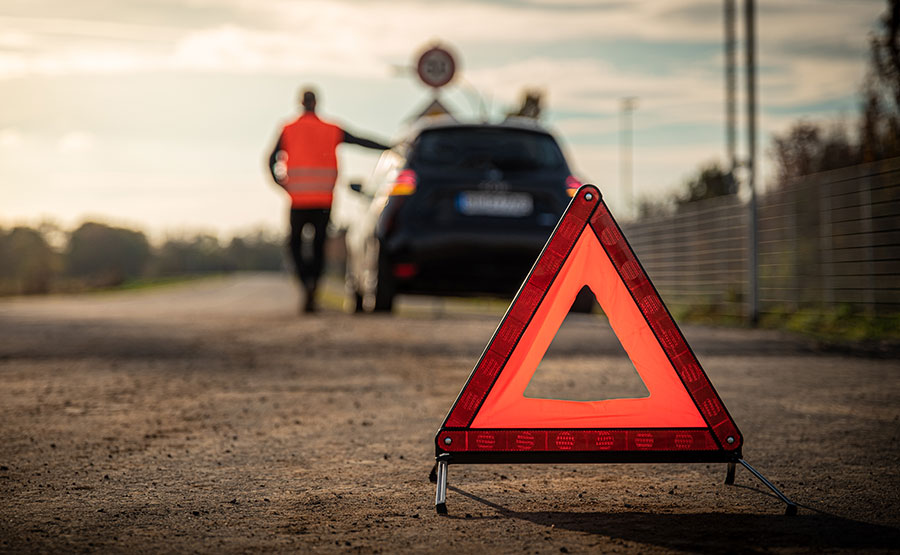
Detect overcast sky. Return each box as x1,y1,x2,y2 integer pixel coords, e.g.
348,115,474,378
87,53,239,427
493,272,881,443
0,0,885,238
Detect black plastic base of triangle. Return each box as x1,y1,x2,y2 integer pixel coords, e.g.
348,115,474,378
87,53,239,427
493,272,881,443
437,449,740,465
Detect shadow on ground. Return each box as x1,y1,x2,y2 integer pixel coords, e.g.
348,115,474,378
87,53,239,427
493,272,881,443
447,486,900,553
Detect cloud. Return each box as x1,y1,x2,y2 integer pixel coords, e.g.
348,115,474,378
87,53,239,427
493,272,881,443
0,0,881,59
0,128,24,148
0,29,34,49
169,25,387,77
58,131,96,154
467,56,722,116
0,0,879,115
0,0,883,233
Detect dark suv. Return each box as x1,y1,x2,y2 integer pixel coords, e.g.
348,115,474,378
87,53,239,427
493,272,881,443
344,118,583,312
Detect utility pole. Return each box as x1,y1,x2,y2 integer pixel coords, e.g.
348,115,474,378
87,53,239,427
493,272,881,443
620,97,638,219
724,0,737,182
745,0,759,325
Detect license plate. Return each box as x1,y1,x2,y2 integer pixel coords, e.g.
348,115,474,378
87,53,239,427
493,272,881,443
457,191,533,217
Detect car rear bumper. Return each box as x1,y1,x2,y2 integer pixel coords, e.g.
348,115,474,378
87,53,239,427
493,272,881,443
383,230,552,297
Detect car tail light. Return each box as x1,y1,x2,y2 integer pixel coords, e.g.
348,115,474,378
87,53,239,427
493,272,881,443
392,262,418,279
565,175,582,197
389,169,417,196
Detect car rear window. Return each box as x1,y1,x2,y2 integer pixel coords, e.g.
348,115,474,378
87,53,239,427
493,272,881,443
411,128,567,171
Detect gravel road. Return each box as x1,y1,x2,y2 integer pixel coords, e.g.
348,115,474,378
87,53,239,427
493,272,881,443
1,273,898,553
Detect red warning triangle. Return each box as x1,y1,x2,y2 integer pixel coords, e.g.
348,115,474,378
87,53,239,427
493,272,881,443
436,185,742,463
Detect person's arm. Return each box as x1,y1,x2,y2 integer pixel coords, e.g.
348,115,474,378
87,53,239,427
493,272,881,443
341,129,391,151
267,135,286,185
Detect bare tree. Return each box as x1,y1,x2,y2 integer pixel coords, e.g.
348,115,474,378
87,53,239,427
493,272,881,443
861,0,900,161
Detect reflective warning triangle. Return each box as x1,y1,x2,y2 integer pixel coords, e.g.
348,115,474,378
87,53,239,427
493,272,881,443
435,185,742,463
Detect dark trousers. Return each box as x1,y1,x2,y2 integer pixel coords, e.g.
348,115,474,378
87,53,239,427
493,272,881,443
289,208,330,290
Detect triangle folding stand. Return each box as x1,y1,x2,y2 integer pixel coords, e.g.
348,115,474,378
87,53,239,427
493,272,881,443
431,185,797,515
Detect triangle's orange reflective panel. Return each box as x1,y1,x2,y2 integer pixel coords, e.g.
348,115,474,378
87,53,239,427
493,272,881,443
471,232,704,429
436,185,742,459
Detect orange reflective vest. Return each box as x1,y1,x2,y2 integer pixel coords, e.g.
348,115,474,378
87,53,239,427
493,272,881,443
278,113,343,209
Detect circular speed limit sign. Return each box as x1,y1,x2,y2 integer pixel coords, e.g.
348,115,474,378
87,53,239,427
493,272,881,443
416,46,456,88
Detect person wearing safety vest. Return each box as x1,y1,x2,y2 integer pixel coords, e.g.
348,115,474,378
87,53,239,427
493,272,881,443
268,88,390,313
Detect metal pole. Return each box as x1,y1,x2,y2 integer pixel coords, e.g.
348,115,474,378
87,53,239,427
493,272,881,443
820,182,834,307
620,97,637,219
737,459,799,515
434,459,448,514
745,0,759,325
861,173,876,315
725,0,737,177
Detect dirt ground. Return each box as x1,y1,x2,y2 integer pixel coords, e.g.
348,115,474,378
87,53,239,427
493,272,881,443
1,273,898,554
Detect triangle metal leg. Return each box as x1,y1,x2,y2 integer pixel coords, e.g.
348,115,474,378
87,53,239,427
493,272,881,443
733,458,798,515
428,463,438,484
725,461,736,485
434,460,449,515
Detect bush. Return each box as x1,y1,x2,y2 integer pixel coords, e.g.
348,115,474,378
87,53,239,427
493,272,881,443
0,221,286,296
0,227,57,294
65,222,151,287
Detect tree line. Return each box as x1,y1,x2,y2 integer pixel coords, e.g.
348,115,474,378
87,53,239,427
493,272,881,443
0,221,285,296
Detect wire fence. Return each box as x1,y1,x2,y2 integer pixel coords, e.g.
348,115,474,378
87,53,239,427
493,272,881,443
622,157,900,321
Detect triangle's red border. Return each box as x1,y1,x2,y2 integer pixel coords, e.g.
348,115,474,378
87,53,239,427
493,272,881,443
436,185,742,457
